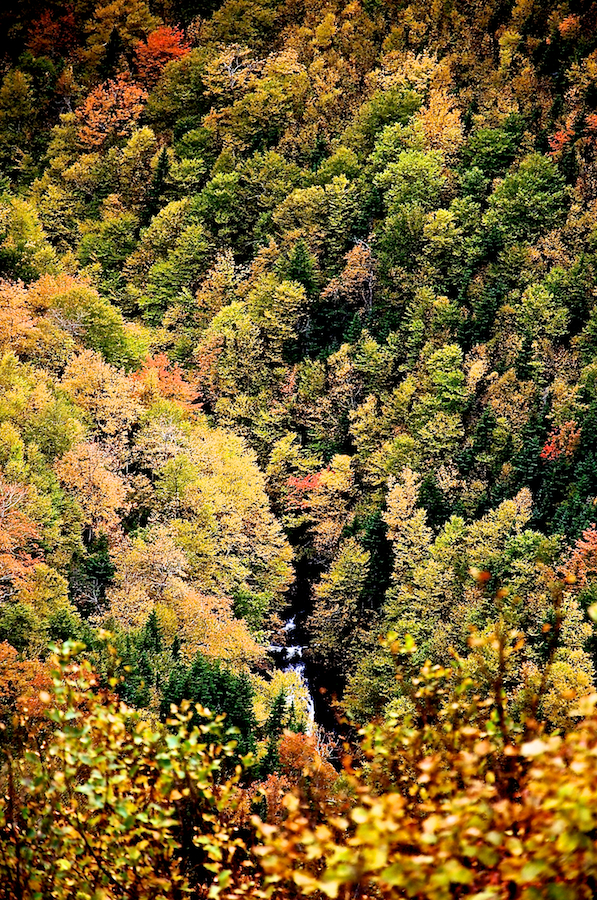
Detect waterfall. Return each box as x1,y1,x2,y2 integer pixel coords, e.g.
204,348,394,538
271,615,316,731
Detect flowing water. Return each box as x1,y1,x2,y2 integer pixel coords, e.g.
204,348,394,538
271,615,316,731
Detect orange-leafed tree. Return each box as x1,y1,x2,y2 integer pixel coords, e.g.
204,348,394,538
563,524,597,587
0,280,38,358
0,642,51,749
131,353,199,408
75,74,148,150
60,350,141,464
0,478,40,601
134,26,191,87
54,442,128,542
278,731,339,815
540,420,582,461
322,243,376,317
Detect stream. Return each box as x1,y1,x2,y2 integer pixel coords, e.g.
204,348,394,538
271,614,316,732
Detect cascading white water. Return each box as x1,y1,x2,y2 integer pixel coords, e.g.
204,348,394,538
275,615,316,731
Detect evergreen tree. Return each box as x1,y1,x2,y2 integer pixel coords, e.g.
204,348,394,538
143,147,170,226
261,688,287,774
139,609,162,653
161,653,257,758
98,28,123,82
277,239,319,300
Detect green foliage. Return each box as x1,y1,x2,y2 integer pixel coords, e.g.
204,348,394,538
0,1,597,890
485,153,569,245
459,124,521,178
0,195,57,280
0,643,246,899
342,86,422,157
162,651,257,758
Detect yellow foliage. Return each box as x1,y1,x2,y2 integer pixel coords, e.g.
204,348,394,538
54,441,128,536
164,578,264,667
252,669,312,729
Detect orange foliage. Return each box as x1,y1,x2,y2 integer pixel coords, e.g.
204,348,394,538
54,442,128,538
417,86,464,157
563,525,597,587
558,15,581,39
131,353,200,408
540,420,581,461
26,272,87,311
278,731,338,805
0,479,40,596
322,243,375,314
76,74,148,150
60,350,141,462
0,281,38,356
252,773,293,825
0,274,95,363
134,26,191,87
0,642,51,734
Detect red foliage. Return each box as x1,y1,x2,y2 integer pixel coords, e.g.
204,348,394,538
132,353,200,407
562,524,597,586
26,8,78,60
286,472,323,511
548,127,574,156
134,26,191,87
540,420,581,461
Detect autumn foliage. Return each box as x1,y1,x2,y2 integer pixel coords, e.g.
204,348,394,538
0,479,39,596
76,75,148,150
255,647,597,900
131,353,200,407
540,420,581,461
3,0,597,893
135,26,192,87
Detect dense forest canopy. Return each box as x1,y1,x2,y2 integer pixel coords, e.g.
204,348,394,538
2,0,597,896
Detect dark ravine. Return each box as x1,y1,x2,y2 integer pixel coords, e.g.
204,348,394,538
270,581,349,740
271,614,316,730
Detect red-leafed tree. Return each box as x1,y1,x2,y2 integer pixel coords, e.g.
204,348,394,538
286,472,323,512
548,127,574,157
540,420,581,461
562,524,597,586
26,8,78,60
134,26,191,87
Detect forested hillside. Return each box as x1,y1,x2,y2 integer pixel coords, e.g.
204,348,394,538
2,0,597,896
